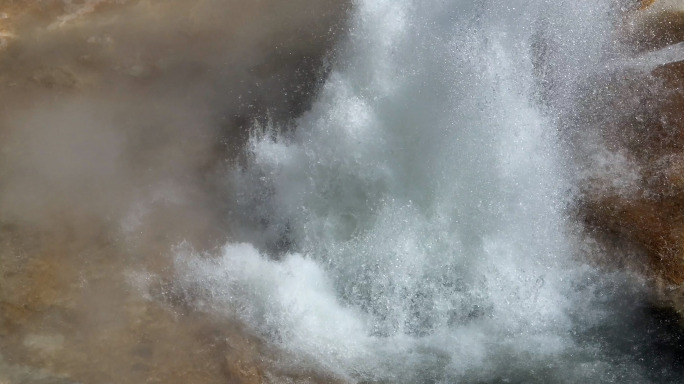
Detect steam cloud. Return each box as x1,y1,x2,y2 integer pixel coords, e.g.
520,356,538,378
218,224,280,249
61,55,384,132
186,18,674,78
0,1,349,382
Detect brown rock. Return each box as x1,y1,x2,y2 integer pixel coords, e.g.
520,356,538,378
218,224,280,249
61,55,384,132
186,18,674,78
584,195,684,284
624,0,684,51
582,0,684,310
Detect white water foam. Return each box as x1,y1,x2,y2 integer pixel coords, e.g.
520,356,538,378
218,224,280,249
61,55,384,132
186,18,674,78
174,0,668,382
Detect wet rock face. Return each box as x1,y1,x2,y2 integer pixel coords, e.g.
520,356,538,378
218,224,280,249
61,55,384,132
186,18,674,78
581,1,684,305
624,0,684,50
0,1,349,383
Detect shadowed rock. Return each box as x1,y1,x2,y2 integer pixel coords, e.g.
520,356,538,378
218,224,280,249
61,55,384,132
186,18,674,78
581,0,684,312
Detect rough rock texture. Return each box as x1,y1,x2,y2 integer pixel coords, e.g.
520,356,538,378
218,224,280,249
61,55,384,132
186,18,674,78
582,0,684,310
625,0,684,50
0,1,350,383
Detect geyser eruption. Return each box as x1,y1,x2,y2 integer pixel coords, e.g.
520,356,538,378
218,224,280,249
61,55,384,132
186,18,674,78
175,0,682,382
3,0,684,382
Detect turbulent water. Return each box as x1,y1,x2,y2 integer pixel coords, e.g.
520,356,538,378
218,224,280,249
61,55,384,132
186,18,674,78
172,1,684,382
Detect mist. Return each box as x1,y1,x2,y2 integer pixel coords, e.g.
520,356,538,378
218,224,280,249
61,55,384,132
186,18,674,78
0,1,350,383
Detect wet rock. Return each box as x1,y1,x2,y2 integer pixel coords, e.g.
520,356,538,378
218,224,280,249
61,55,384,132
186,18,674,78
624,0,684,51
582,0,684,313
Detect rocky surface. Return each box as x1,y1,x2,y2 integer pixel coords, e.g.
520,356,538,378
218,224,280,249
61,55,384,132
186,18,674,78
581,0,684,310
0,1,350,383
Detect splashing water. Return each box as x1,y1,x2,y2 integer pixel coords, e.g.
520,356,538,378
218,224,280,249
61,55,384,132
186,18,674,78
175,0,684,382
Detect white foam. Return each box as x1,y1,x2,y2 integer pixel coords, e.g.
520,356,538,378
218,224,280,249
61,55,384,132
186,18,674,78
176,0,656,382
